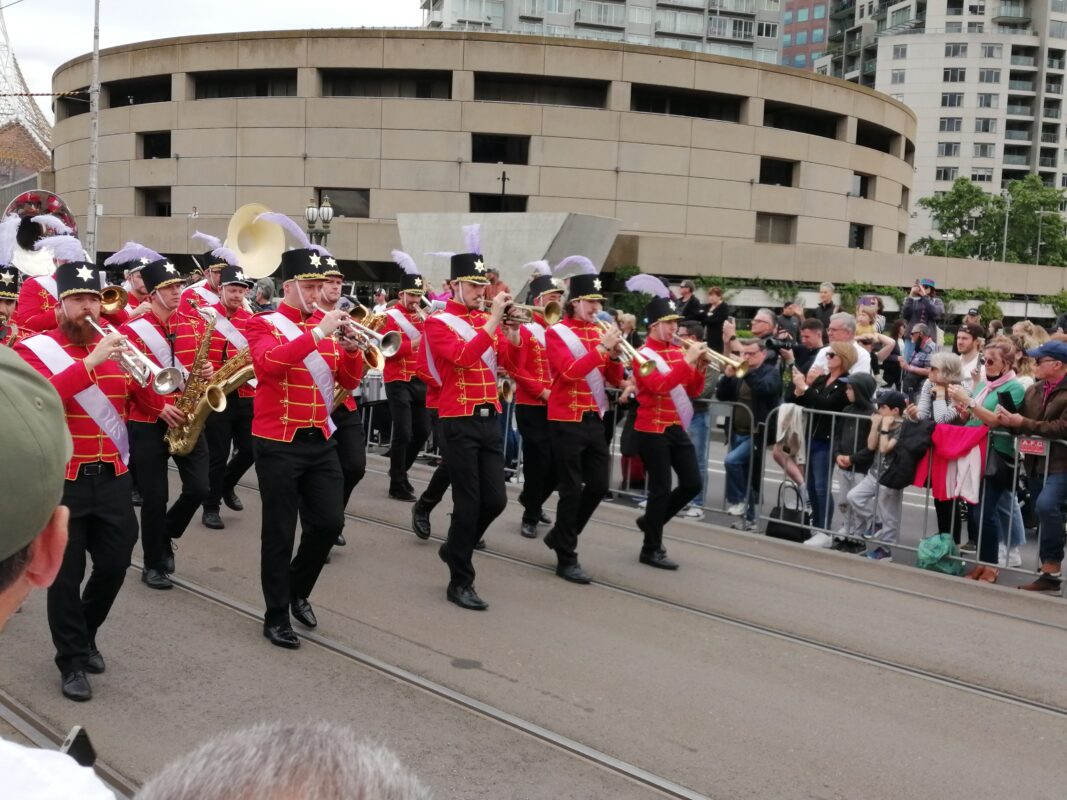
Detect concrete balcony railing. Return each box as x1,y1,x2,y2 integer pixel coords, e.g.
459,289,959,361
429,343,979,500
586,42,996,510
1004,129,1031,140
1006,104,1034,115
1003,153,1030,165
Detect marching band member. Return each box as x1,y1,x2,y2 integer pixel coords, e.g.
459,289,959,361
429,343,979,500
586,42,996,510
0,264,22,345
15,260,162,701
310,262,366,547
627,274,707,570
423,226,510,610
543,257,624,583
118,247,210,590
179,231,226,314
99,249,153,326
411,307,448,540
501,262,560,539
380,251,430,502
245,214,363,649
176,255,257,531
12,214,76,334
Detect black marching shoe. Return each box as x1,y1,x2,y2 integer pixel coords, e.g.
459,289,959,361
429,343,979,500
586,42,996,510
556,563,592,584
223,489,244,511
335,532,346,547
263,623,300,649
389,485,417,502
162,540,176,574
403,478,415,493
538,512,552,525
85,643,105,674
202,509,225,530
446,584,489,610
141,568,173,590
412,502,432,540
291,597,318,629
61,671,92,702
520,520,539,539
131,488,143,507
474,538,486,550
640,549,679,571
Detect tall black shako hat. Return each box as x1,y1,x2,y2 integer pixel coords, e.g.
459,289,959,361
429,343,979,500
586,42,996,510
447,224,490,284
0,265,17,299
104,242,184,294
202,242,255,288
104,240,160,279
191,231,228,271
54,261,101,299
626,273,682,326
253,212,333,282
393,250,425,294
523,260,562,302
554,255,604,303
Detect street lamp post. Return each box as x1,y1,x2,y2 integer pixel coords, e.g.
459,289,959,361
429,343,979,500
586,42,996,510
1000,189,1013,264
1030,208,1055,318
304,194,333,247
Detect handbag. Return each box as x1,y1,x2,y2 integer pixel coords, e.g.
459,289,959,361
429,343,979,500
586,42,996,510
765,481,811,543
983,447,1016,491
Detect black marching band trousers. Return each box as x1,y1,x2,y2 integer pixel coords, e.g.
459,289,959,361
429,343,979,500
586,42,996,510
203,395,254,512
635,425,702,553
385,378,430,487
515,404,557,525
549,413,610,566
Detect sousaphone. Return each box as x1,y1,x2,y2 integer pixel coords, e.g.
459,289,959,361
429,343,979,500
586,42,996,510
224,203,286,280
2,190,79,277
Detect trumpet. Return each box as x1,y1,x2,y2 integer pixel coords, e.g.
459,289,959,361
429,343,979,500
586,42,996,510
85,315,183,394
497,374,514,404
418,295,446,320
313,304,402,362
593,318,656,377
674,336,748,377
348,303,387,331
100,285,128,316
504,300,562,326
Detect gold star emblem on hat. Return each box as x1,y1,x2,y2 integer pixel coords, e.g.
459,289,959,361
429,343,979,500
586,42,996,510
139,257,150,265
309,254,322,267
75,265,94,282
0,271,12,285
163,262,176,274
593,278,602,291
474,259,485,273
414,277,423,288
235,270,246,281
668,300,676,311
326,257,337,268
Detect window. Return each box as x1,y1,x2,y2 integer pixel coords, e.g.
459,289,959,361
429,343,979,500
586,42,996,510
891,8,910,25
972,168,994,182
940,117,962,131
946,21,962,32
974,117,996,133
848,223,871,250
628,5,651,23
470,193,527,213
812,28,824,42
474,73,608,108
974,142,996,157
759,157,798,187
545,0,570,11
757,21,778,37
945,42,968,57
943,68,966,82
937,142,961,157
979,68,1001,83
968,2,985,12
311,188,369,219
321,69,452,99
851,172,873,198
783,9,793,23
978,93,999,108
892,70,906,84
893,44,907,59
794,53,807,66
138,131,170,159
796,30,807,45
797,7,808,20
935,166,959,181
968,22,984,32
194,69,296,99
941,92,964,107
630,85,742,121
782,33,792,46
472,134,530,165
814,3,826,17
136,187,171,217
755,213,796,244
981,43,1002,58
104,76,171,108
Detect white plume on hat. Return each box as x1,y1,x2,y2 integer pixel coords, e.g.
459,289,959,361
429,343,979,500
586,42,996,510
254,212,331,258
0,214,19,266
625,273,670,299
553,255,596,277
192,230,224,251
392,250,419,276
30,214,74,236
34,235,89,263
524,260,551,277
462,224,481,255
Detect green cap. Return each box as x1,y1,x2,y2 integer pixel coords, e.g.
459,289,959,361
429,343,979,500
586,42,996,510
0,346,72,560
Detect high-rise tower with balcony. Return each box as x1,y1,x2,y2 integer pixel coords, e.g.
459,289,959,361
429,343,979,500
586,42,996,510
817,0,1067,244
421,0,782,63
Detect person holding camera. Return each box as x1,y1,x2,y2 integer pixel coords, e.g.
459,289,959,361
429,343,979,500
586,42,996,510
902,278,944,359
779,319,824,388
807,312,871,379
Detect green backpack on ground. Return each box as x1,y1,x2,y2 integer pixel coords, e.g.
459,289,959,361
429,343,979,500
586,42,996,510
916,533,965,576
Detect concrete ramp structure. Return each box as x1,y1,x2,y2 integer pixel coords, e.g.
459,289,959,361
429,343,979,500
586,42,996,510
397,213,621,299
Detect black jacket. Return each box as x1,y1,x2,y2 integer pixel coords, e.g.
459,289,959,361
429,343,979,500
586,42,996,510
715,361,782,432
793,374,850,440
879,418,935,490
702,301,730,353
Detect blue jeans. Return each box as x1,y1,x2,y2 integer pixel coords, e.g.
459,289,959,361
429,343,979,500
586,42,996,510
1030,471,1067,565
996,491,1026,548
724,432,752,505
807,439,833,530
686,411,709,506
971,482,1009,566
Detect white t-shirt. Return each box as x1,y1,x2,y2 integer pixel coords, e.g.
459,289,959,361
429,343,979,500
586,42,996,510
812,341,872,375
960,352,982,393
0,738,116,799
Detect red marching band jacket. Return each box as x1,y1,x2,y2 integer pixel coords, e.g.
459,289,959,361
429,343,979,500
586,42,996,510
307,306,357,413
117,311,185,424
379,306,423,384
633,336,705,433
13,276,59,334
415,337,440,410
544,317,624,422
423,299,500,419
173,302,257,400
15,329,163,479
501,323,552,407
245,301,364,441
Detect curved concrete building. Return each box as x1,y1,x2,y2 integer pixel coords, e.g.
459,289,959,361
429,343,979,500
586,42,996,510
51,28,920,284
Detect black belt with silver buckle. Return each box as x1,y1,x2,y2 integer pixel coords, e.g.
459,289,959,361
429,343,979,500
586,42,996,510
474,404,497,418
78,462,109,477
293,427,325,441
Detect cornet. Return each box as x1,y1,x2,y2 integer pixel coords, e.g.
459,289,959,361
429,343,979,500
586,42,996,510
313,304,402,362
86,315,183,394
674,336,748,377
593,318,656,377
504,300,562,326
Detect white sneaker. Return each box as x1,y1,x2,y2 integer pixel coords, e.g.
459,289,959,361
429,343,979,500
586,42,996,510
636,499,647,510
997,543,1007,567
681,506,705,519
1008,546,1023,568
726,502,746,516
804,531,833,548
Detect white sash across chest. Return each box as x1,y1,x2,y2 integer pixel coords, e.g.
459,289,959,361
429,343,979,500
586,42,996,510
127,318,189,379
638,345,694,431
551,323,608,417
265,312,336,435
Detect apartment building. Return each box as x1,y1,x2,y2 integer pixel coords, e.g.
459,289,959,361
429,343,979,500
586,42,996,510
421,0,782,63
780,0,831,70
817,0,1067,244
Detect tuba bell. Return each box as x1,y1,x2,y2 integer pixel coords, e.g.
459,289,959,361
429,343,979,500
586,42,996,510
223,203,286,280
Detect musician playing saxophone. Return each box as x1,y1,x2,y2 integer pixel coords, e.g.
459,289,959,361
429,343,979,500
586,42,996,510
175,261,257,532
15,260,164,701
118,253,208,591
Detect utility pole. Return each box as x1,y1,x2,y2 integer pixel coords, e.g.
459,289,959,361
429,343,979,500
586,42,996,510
85,0,100,262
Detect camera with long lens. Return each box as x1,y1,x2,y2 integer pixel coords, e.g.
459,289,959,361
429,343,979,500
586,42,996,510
766,334,794,352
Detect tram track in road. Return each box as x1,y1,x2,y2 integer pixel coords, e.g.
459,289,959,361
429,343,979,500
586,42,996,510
0,687,139,798
229,469,1067,722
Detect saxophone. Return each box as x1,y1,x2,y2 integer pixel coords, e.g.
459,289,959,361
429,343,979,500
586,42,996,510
166,303,226,456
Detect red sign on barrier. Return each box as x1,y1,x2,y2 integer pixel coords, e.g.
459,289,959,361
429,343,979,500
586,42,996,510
1018,438,1048,456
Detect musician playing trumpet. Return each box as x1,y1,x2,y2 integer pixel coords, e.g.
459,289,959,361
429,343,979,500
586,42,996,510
543,257,624,584
118,252,210,590
0,265,21,346
15,260,164,701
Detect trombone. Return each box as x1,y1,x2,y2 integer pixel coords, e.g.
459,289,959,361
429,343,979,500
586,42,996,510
593,318,656,377
85,315,184,394
674,336,748,377
504,300,561,326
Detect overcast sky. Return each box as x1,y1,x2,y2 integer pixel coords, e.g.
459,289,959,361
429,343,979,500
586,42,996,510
5,0,423,120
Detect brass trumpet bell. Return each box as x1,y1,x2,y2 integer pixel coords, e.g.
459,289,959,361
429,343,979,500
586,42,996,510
505,300,561,326
675,336,748,377
101,285,128,315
